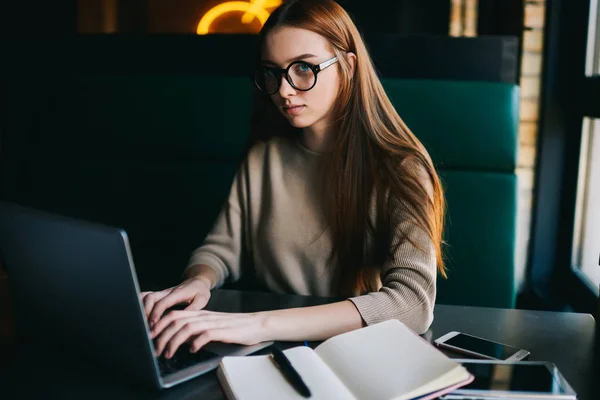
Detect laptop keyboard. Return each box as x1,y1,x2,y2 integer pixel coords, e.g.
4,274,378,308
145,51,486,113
157,345,219,376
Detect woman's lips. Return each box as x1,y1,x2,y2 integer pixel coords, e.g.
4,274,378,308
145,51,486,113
283,105,305,116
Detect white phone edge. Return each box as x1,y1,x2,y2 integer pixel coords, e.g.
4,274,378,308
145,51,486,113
434,331,497,360
434,331,530,361
434,331,461,344
506,348,531,361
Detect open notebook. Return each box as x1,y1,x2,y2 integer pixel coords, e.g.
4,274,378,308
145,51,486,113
217,320,473,400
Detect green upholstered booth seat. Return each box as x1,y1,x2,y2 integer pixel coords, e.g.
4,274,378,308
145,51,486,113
385,79,519,171
437,171,517,307
1,50,519,307
383,79,519,308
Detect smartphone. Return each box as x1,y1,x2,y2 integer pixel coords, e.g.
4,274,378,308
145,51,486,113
440,359,577,399
434,331,530,361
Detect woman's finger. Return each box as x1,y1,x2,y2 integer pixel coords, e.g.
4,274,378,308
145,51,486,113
163,320,209,358
185,291,211,311
151,310,201,338
154,315,198,357
148,287,192,325
190,329,234,353
142,291,166,318
160,316,225,358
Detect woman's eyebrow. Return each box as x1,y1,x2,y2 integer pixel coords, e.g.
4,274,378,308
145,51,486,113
261,53,318,66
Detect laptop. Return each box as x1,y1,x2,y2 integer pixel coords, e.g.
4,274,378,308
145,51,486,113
0,201,273,389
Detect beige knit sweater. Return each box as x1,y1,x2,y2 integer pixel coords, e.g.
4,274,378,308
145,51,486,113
187,136,437,334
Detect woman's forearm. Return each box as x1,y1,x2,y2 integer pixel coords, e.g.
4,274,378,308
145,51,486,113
261,300,366,342
183,264,219,290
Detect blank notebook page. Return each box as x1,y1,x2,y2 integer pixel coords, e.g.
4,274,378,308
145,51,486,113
314,320,469,400
219,346,356,400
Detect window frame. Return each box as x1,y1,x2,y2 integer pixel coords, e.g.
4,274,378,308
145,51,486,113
527,0,600,313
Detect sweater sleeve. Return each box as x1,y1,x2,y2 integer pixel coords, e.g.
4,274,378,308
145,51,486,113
348,174,437,334
185,164,248,289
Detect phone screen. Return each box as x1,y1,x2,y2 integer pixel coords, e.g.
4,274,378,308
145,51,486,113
460,362,565,393
444,333,520,359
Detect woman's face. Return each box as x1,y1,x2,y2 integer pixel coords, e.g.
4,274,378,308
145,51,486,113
261,27,341,133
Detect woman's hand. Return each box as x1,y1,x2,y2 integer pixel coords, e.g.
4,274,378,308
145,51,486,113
150,310,267,358
141,276,212,327
151,301,364,358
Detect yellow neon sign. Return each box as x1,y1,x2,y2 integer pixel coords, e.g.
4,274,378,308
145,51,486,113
197,0,283,35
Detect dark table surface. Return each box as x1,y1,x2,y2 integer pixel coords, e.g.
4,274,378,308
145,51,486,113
1,289,597,399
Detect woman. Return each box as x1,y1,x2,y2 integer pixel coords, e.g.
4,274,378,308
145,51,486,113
143,0,446,359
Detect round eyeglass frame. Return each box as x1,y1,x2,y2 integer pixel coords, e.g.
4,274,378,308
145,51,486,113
254,56,339,95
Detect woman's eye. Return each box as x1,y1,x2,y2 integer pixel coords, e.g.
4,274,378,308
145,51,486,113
294,63,312,74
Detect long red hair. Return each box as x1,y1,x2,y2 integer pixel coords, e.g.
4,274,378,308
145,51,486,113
246,0,446,296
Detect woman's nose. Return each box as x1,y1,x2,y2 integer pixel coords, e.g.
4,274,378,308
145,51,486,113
278,75,296,97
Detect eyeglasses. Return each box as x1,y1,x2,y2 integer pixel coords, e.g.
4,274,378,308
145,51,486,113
254,56,338,95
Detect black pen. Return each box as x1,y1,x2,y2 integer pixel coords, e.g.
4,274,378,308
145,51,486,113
269,346,312,398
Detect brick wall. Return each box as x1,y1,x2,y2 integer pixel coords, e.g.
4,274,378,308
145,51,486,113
516,0,545,291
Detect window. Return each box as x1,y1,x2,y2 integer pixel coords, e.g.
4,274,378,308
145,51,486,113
574,118,600,288
572,0,600,290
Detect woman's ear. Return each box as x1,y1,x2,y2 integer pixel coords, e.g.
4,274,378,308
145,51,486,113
346,52,357,78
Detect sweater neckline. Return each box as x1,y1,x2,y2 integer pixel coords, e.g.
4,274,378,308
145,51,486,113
294,136,330,156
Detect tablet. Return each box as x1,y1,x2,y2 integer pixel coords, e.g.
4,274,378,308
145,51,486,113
440,360,577,399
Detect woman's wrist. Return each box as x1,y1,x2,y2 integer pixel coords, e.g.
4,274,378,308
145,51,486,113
258,310,281,342
183,264,219,290
190,274,212,292
256,301,365,343
257,308,314,342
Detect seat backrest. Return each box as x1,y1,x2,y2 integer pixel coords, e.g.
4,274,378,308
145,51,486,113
382,79,519,308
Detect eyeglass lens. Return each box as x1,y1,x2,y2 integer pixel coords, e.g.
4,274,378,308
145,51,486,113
256,62,316,94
